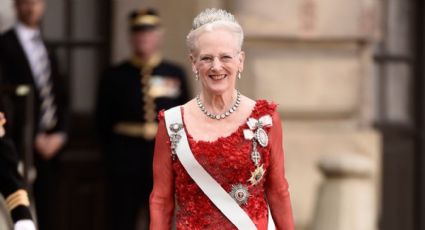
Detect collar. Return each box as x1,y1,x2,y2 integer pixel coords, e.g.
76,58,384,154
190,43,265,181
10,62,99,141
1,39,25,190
15,22,41,42
130,53,162,71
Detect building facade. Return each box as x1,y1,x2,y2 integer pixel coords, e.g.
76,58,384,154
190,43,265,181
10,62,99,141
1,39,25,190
1,0,425,229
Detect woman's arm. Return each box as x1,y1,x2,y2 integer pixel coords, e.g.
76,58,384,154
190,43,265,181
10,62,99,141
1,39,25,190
149,115,175,230
265,110,295,230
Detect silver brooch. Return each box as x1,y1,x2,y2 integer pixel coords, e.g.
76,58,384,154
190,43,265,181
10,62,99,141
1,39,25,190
229,184,250,205
169,123,183,160
170,123,183,133
251,142,261,165
244,115,272,148
255,127,269,147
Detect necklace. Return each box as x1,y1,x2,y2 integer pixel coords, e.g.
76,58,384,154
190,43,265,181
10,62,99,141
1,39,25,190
196,90,241,120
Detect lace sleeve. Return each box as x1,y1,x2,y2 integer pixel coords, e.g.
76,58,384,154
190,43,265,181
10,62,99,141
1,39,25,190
149,116,175,230
265,110,295,230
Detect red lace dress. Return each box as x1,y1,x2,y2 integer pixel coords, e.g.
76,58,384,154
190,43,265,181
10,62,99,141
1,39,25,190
150,100,294,230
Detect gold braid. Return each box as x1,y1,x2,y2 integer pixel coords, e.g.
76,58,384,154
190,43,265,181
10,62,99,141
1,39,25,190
131,53,162,140
5,189,30,212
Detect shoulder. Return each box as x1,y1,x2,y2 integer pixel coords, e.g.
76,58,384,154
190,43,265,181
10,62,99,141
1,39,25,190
159,60,185,71
0,29,17,47
181,98,197,116
101,61,134,79
241,95,256,106
158,110,166,121
0,28,16,39
157,101,187,122
252,98,278,118
157,60,186,75
108,61,134,73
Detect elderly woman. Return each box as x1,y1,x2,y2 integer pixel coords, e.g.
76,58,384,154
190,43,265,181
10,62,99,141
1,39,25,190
150,8,294,230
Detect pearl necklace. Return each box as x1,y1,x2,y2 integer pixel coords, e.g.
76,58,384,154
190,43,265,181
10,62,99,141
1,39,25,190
196,91,241,120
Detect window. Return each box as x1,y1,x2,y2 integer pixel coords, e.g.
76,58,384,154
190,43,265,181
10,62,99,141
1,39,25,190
42,0,111,146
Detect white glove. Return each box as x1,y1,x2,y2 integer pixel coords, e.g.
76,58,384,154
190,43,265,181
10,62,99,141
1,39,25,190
14,220,36,230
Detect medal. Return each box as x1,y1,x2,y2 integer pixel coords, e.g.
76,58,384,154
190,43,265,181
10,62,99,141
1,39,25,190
170,123,183,133
169,123,183,160
251,142,261,165
243,115,273,186
255,127,268,147
229,184,250,205
248,165,266,186
243,115,272,148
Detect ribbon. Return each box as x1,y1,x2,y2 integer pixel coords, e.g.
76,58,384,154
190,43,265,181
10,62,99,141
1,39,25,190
243,115,273,141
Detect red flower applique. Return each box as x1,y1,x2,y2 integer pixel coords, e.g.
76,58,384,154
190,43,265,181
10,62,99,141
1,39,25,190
172,100,277,229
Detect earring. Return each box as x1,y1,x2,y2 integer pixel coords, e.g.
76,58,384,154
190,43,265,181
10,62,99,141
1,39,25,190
237,71,242,79
195,71,199,81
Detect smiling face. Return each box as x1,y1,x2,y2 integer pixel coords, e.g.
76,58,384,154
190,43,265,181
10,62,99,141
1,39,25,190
190,28,245,96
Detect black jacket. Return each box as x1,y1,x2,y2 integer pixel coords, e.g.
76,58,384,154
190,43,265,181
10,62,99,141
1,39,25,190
0,28,69,137
96,60,190,177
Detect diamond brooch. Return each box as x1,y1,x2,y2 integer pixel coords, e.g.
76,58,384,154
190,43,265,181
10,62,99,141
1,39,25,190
169,123,183,160
229,184,250,205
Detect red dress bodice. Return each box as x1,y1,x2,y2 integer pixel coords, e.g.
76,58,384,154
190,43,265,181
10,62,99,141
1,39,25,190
150,100,294,230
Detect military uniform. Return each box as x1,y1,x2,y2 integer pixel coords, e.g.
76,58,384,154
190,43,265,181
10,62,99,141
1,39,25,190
97,41,190,230
97,55,189,175
0,98,34,227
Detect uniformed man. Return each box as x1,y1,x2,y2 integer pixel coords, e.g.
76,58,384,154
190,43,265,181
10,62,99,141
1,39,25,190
96,8,190,230
0,106,36,230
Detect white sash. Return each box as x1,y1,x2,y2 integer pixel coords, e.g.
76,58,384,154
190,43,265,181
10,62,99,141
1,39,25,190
164,106,276,230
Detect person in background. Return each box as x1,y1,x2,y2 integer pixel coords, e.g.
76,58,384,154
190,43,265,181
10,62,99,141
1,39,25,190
0,102,36,230
96,8,190,230
0,0,69,229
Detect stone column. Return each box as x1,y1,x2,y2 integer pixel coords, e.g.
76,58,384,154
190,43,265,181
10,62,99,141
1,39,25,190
312,153,375,230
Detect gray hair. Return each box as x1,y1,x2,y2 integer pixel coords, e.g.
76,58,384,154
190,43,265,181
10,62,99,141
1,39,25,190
186,8,244,53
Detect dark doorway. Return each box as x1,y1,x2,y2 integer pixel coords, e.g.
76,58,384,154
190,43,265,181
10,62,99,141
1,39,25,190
42,0,111,229
413,0,425,229
376,0,425,229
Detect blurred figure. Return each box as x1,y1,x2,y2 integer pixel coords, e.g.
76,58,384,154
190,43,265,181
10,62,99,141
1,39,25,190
0,108,36,230
96,8,189,230
0,0,69,229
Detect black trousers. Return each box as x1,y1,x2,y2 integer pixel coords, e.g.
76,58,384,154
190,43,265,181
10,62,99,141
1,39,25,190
106,174,151,230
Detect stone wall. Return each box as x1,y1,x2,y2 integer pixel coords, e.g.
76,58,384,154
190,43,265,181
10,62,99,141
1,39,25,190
0,0,14,32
